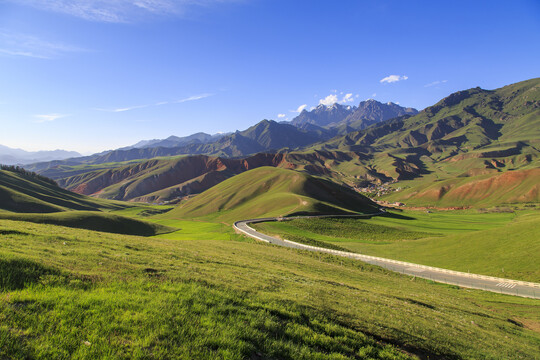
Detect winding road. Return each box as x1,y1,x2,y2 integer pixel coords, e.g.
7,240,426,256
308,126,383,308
234,214,540,299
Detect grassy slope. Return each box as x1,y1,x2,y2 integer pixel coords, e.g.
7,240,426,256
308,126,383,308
253,209,540,282
111,206,234,240
0,211,174,236
163,167,378,223
0,169,126,213
0,220,539,359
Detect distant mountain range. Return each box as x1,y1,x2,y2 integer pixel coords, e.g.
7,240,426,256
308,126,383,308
119,132,229,150
30,77,540,207
0,145,81,165
26,119,330,171
24,99,417,171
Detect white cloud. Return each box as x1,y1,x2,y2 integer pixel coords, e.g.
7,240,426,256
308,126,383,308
0,30,86,59
371,93,377,97
318,93,356,106
291,104,307,113
97,93,213,113
319,94,339,106
9,0,238,23
96,104,148,112
173,93,213,103
33,113,69,123
342,93,354,103
380,75,408,84
424,80,448,87
277,114,286,118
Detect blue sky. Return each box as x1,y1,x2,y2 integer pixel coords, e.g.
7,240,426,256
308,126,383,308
0,0,539,153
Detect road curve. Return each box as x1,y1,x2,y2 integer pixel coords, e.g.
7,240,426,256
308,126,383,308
234,215,540,299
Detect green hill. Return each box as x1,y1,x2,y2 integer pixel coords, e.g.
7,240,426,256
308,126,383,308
0,168,126,213
165,167,378,222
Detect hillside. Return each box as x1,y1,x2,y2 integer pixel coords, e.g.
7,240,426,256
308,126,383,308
288,78,540,205
0,168,126,213
382,168,540,207
165,167,378,222
51,149,394,204
56,153,293,203
322,78,540,155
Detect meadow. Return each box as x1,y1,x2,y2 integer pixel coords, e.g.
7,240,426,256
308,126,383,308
0,217,539,359
252,208,540,282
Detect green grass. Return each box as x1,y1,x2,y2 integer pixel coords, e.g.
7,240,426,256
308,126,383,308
0,211,175,236
252,210,540,282
0,219,540,359
109,205,233,240
150,219,235,240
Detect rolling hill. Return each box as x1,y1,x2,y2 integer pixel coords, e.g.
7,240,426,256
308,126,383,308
164,167,378,222
0,167,174,235
56,153,293,203
0,167,125,213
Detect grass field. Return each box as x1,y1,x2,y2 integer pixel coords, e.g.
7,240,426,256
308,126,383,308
0,219,539,359
252,209,540,282
110,206,236,240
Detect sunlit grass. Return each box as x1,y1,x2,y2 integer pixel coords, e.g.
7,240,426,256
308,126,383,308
252,210,540,282
0,219,539,359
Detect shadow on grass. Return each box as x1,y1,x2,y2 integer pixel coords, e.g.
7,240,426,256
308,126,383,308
0,257,61,291
380,211,417,220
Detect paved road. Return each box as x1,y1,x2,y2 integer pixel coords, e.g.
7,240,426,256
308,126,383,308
234,215,540,299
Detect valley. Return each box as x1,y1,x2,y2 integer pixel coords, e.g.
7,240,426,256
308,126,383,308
1,78,539,359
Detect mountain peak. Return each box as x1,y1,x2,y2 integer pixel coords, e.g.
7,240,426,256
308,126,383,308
291,98,417,131
292,102,356,127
